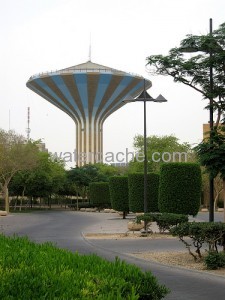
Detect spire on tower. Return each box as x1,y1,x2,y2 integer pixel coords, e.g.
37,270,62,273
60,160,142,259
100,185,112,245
88,33,92,61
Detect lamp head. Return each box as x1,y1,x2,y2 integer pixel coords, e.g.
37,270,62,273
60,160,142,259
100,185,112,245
154,94,168,103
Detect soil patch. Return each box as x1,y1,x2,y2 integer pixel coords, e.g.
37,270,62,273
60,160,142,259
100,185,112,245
85,233,225,277
84,233,175,239
129,251,225,277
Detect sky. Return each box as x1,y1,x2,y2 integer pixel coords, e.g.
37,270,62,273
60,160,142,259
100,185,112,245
0,0,224,167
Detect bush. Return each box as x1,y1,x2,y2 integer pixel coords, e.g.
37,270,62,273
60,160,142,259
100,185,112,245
136,213,188,233
128,173,160,213
109,176,129,218
159,163,201,216
171,222,225,261
89,182,111,209
204,251,225,270
67,202,95,210
156,213,188,233
0,235,170,299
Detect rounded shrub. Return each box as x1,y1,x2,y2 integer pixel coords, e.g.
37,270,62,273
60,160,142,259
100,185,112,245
204,251,225,270
159,163,201,216
89,182,111,209
109,176,129,218
128,173,160,213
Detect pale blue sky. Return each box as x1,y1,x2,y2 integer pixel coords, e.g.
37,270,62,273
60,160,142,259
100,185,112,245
0,0,224,167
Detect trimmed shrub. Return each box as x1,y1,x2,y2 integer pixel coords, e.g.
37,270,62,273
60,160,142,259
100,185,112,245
109,176,129,218
171,222,225,261
89,182,111,209
156,213,188,233
159,163,201,216
136,212,188,233
149,173,160,212
204,251,225,270
128,173,160,213
0,235,170,299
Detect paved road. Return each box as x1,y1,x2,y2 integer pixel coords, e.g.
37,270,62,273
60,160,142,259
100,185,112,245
1,210,225,300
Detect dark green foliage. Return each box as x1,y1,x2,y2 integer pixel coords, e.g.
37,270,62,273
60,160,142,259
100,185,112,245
155,213,188,233
204,251,225,270
159,163,202,216
0,235,170,299
149,173,160,212
89,182,111,209
136,213,188,233
109,176,129,218
171,222,225,261
146,23,225,118
128,173,144,213
67,202,95,210
194,127,225,179
128,173,160,213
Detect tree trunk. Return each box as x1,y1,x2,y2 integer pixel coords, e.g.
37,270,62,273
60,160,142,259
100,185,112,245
20,187,25,211
223,179,225,222
76,191,79,211
4,185,9,214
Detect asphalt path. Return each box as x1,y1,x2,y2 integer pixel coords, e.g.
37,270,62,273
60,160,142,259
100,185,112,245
1,210,225,300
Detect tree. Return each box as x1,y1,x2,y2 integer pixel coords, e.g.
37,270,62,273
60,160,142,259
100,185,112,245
66,164,119,200
146,22,225,125
9,152,66,209
0,129,39,213
130,134,192,172
93,163,120,177
25,153,65,205
194,127,225,220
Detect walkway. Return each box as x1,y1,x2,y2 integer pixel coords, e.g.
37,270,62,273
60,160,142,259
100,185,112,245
0,210,225,299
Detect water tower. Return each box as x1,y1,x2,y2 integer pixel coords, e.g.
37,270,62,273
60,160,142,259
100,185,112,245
26,61,151,165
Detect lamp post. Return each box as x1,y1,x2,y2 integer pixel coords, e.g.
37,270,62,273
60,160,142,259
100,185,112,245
123,79,167,227
209,19,214,223
180,18,215,222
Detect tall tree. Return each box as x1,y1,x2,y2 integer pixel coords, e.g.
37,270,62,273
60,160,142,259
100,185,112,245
130,134,192,172
24,153,65,200
194,127,225,220
0,129,39,212
147,22,225,125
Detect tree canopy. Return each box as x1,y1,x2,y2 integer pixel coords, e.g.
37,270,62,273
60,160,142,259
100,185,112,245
194,126,225,218
0,129,39,212
147,22,225,125
129,134,192,172
194,127,225,180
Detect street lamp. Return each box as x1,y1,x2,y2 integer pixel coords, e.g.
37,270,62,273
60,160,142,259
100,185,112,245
123,79,167,227
180,18,215,222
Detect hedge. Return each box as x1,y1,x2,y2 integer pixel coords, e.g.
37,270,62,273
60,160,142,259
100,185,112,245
128,173,160,213
0,235,170,299
89,182,111,209
159,163,201,216
109,176,129,218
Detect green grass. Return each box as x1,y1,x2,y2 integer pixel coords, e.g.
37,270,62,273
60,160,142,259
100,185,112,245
0,235,169,299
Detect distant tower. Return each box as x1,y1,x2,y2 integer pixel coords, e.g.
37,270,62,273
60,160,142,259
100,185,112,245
26,107,31,141
26,61,151,166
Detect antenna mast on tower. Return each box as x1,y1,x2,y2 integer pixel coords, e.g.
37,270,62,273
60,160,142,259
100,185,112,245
89,33,92,61
26,107,31,141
